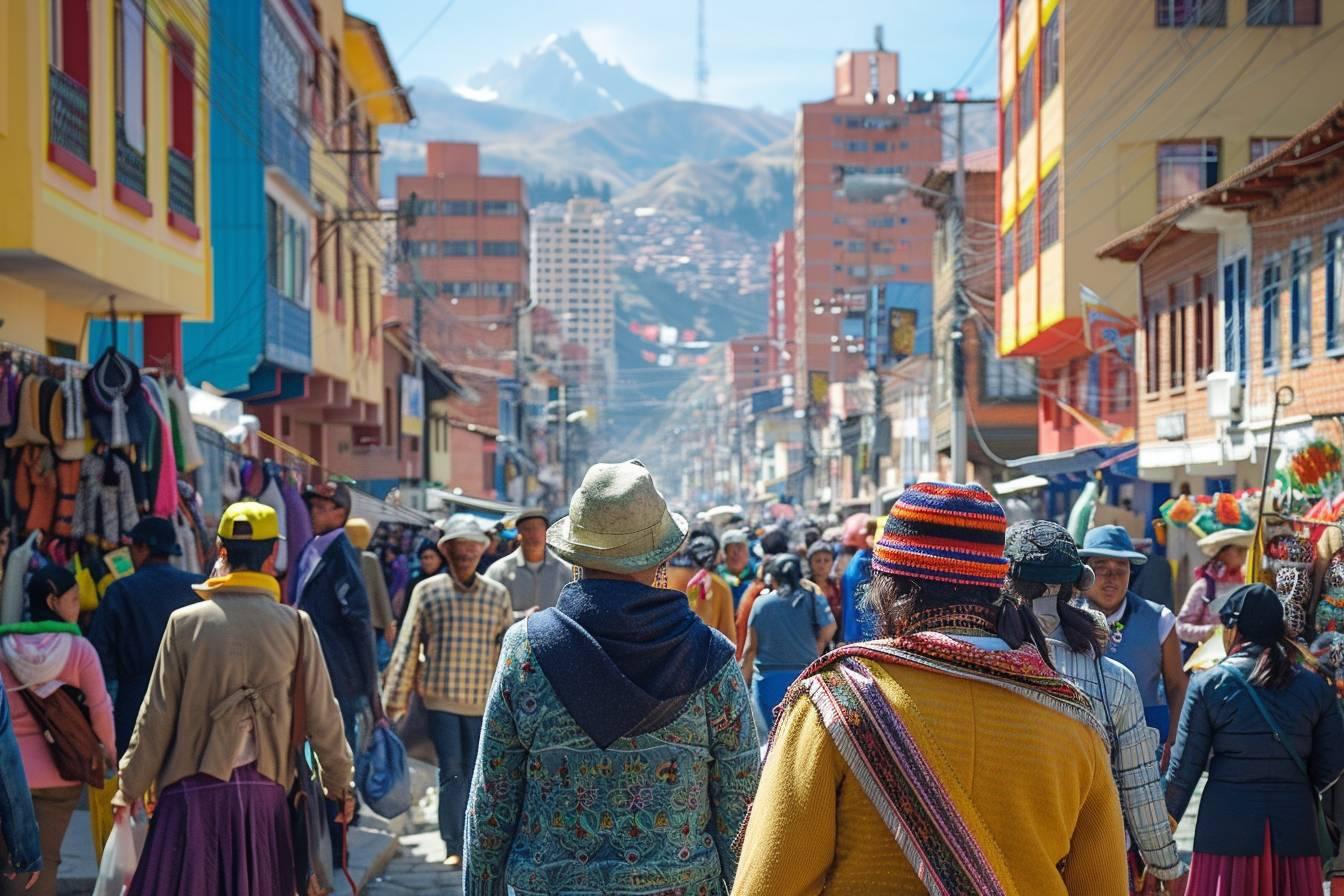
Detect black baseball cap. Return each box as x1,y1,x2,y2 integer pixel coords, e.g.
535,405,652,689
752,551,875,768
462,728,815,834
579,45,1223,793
1219,583,1286,645
27,565,78,604
129,516,183,556
304,480,352,511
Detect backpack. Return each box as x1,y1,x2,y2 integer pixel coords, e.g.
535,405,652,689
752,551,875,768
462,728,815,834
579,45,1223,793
18,684,107,788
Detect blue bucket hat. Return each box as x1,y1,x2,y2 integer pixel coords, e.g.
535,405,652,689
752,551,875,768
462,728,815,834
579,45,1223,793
1077,525,1147,566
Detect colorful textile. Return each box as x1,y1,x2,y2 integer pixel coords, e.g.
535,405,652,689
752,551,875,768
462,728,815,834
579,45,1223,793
383,572,512,718
1186,823,1322,896
126,765,294,896
463,625,759,896
873,482,1010,588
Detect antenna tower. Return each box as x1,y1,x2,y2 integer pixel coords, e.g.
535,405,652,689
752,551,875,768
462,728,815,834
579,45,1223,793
695,0,708,100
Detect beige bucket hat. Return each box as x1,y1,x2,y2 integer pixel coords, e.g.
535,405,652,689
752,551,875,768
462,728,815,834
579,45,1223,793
1197,527,1255,558
547,460,688,574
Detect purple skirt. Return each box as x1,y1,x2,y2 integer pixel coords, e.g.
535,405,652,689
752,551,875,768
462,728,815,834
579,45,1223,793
128,764,294,896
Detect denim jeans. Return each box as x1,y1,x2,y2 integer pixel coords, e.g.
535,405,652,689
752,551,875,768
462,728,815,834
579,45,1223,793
0,692,39,876
427,710,483,855
327,694,370,869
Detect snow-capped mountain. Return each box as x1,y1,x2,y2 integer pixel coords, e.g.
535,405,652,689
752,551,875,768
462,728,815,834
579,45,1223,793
458,31,667,121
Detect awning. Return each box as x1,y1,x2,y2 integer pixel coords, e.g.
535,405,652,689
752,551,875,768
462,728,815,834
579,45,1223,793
1005,442,1138,478
993,474,1049,496
349,488,434,527
425,488,522,520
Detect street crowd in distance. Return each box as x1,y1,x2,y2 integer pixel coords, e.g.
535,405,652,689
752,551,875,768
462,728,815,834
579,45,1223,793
3,461,1344,896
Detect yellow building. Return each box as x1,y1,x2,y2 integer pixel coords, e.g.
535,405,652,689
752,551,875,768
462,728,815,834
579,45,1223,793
998,0,1344,456
0,0,210,363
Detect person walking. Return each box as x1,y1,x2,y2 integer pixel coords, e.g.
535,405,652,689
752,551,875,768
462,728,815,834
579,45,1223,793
1005,520,1187,895
667,530,737,644
1166,583,1344,896
1176,529,1253,655
484,508,570,620
733,483,1126,896
345,518,397,667
0,567,115,896
112,501,354,896
0,688,42,891
839,517,877,643
464,460,759,894
1079,525,1187,769
717,528,757,609
740,553,836,737
87,517,205,757
806,541,842,633
383,514,513,869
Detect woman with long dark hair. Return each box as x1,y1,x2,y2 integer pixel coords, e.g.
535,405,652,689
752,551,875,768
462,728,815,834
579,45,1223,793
734,483,1127,895
1166,583,1344,895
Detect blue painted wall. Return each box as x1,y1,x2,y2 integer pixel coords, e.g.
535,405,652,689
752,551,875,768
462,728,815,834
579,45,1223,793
181,0,266,394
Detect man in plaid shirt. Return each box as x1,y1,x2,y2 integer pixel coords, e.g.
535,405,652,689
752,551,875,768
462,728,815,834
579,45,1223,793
383,513,513,867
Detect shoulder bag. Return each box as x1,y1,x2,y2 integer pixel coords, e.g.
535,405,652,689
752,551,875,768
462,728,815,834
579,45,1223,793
1224,662,1337,866
17,683,106,788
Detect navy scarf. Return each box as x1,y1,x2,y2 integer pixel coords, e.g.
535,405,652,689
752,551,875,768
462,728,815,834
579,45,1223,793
527,578,735,749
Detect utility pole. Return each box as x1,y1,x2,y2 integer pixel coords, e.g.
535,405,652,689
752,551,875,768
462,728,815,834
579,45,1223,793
950,101,969,483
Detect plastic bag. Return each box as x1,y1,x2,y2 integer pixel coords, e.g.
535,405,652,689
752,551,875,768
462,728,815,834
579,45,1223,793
356,721,412,819
92,811,146,896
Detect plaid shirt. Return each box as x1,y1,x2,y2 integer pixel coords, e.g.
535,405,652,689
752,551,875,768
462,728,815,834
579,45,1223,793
1048,638,1187,880
384,571,513,717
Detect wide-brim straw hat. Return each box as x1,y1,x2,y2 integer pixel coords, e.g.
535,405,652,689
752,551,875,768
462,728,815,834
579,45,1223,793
1197,527,1255,558
548,459,688,574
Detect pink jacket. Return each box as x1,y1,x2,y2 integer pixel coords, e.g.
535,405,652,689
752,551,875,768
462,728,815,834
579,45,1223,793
0,634,115,789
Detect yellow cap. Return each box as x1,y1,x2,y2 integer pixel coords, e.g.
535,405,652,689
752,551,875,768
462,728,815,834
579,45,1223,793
218,501,284,542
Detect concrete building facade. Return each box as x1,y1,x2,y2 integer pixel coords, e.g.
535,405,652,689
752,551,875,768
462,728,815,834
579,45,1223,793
530,198,614,395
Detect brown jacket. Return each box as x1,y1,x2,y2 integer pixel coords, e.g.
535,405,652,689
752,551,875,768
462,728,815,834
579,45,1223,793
117,578,353,802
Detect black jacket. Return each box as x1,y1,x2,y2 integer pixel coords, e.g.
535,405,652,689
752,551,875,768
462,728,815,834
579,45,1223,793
291,533,378,705
1165,649,1344,856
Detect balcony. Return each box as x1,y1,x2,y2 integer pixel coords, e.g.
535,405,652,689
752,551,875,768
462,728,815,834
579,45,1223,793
261,99,311,193
115,113,148,199
264,285,313,374
167,147,195,223
48,67,93,183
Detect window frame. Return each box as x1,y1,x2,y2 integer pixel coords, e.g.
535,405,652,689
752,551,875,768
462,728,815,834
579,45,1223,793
1039,168,1060,250
1169,285,1188,390
1017,200,1036,277
1000,221,1016,295
1001,96,1016,167
1144,303,1161,395
1155,0,1227,27
1326,223,1344,355
1247,0,1320,26
1157,140,1220,210
1041,10,1061,99
1260,253,1282,373
1018,54,1036,137
1222,254,1250,381
1290,238,1312,367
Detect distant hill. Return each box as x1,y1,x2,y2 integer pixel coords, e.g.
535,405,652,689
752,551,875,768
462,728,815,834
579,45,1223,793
461,31,667,121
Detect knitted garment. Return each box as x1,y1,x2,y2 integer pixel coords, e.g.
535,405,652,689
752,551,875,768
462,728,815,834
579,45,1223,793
1004,519,1084,584
873,482,1010,588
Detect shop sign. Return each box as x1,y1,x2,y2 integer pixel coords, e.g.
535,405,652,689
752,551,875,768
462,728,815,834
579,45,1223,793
401,374,423,437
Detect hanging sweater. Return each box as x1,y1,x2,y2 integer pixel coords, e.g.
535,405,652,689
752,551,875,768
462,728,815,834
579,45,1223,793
73,451,141,549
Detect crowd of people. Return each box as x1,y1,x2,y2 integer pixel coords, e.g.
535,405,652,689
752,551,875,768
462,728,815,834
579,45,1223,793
0,459,1341,895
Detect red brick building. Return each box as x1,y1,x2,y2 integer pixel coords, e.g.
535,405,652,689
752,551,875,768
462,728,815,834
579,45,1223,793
1099,100,1344,491
726,335,773,402
768,230,796,387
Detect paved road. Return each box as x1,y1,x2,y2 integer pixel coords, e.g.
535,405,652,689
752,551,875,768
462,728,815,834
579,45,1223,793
364,832,464,894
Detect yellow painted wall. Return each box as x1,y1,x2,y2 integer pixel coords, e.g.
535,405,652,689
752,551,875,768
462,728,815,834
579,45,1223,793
0,0,210,354
999,0,1344,356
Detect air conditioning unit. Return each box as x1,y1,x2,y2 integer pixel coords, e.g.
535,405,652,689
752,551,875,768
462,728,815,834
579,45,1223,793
1207,372,1243,423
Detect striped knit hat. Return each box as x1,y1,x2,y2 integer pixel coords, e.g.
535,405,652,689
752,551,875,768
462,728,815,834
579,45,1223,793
873,482,1010,588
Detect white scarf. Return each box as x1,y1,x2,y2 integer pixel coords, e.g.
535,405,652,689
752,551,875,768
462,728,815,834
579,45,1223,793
2,633,73,698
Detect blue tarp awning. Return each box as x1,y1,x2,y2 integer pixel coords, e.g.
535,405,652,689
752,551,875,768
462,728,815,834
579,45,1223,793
1006,442,1138,480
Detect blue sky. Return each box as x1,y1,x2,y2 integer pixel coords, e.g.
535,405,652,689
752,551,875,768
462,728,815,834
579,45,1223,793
345,0,999,113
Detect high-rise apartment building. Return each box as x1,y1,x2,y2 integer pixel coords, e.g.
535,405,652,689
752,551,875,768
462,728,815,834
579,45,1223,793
998,0,1344,458
768,230,797,389
530,198,615,393
793,46,943,403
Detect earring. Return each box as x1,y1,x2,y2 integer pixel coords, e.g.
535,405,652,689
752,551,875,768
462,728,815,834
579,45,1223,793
654,564,668,589
572,564,583,581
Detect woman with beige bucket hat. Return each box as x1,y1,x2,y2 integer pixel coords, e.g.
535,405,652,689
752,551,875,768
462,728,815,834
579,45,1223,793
464,460,760,895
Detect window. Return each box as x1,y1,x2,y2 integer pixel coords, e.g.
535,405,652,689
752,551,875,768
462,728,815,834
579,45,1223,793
1109,353,1134,412
439,200,476,216
1170,288,1187,389
167,27,196,227
1327,225,1344,352
48,0,93,177
1157,141,1219,210
1017,201,1035,276
400,240,437,257
264,195,309,305
1000,223,1016,293
1156,0,1226,26
1042,11,1061,99
481,282,518,298
1223,256,1249,380
1262,256,1282,370
483,241,521,257
1001,97,1015,166
1040,168,1060,249
440,282,479,297
441,240,476,257
1145,307,1161,393
483,200,519,216
1018,55,1036,135
1248,0,1320,25
1251,138,1288,161
982,342,1036,401
113,0,146,198
1291,240,1312,365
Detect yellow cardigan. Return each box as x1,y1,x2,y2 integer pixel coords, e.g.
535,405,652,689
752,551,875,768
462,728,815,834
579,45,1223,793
733,657,1128,896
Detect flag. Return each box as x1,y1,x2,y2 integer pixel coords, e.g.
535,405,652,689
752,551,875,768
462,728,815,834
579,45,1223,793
1080,285,1139,353
1053,395,1136,444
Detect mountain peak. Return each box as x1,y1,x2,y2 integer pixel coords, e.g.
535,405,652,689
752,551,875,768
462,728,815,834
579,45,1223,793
462,31,667,121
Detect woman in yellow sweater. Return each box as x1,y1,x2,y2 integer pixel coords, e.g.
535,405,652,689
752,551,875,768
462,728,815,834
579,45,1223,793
733,484,1128,896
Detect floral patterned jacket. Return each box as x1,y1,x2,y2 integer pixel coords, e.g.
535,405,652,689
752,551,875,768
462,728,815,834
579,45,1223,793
464,624,760,895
